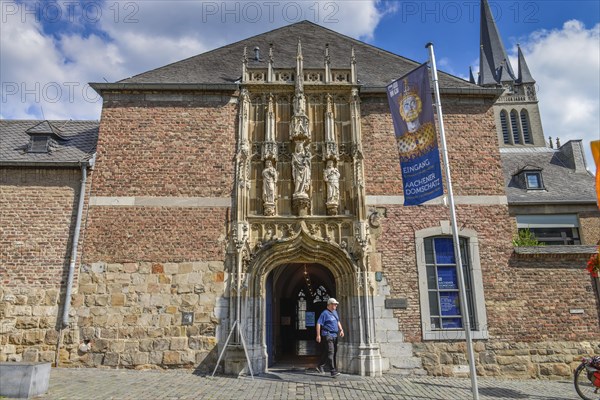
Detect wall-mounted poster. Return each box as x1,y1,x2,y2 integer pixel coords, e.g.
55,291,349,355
305,312,315,327
437,266,458,289
440,292,460,315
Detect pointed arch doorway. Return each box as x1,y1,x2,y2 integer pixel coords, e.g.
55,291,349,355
266,263,335,368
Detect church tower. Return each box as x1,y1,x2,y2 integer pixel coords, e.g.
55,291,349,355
474,0,546,147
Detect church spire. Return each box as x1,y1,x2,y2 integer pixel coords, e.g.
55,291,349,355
516,44,535,84
480,0,515,85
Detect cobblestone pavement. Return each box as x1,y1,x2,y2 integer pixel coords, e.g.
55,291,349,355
31,367,584,400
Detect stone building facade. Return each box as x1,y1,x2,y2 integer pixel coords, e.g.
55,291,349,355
1,7,598,380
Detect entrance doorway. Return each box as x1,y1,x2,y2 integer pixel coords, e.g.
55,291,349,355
266,263,335,368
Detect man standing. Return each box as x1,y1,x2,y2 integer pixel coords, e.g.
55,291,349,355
316,298,344,377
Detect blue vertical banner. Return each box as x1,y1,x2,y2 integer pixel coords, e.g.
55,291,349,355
386,63,444,205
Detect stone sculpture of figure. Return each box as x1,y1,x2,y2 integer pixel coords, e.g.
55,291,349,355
262,160,278,205
323,160,340,204
292,141,311,198
295,93,306,115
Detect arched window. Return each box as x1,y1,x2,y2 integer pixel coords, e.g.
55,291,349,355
510,110,521,144
314,285,329,303
297,289,307,330
500,110,510,144
520,110,532,144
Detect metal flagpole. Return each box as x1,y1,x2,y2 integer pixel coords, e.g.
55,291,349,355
426,42,480,400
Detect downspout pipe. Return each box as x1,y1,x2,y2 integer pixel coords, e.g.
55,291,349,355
55,156,94,366
60,161,88,327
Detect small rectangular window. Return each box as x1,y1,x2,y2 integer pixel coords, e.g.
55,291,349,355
525,172,543,189
516,214,581,245
29,136,49,153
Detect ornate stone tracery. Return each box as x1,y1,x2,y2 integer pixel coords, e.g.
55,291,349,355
229,41,382,377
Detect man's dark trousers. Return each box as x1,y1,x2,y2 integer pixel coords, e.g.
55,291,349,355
319,335,338,373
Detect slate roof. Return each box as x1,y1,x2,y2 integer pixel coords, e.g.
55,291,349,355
501,147,596,204
0,120,99,166
116,20,478,89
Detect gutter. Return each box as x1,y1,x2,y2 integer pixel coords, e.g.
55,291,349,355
90,82,239,95
0,161,87,168
54,154,95,366
508,200,598,206
361,85,503,98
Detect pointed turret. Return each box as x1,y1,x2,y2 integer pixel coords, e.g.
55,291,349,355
296,39,304,87
516,45,535,84
324,43,331,83
498,61,513,84
350,46,357,84
479,44,497,86
480,0,515,85
469,66,476,84
267,43,274,83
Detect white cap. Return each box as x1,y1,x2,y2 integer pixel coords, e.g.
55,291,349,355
327,298,339,305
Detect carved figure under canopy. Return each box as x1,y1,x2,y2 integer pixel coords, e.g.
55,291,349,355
262,160,278,205
292,141,311,198
324,160,340,204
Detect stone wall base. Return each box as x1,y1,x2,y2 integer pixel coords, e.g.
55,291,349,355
413,341,600,379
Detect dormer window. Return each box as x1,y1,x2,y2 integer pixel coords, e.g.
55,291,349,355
525,171,543,189
29,135,50,153
513,165,544,191
25,120,68,154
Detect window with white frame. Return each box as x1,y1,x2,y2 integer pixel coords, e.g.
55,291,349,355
416,226,488,340
516,214,581,245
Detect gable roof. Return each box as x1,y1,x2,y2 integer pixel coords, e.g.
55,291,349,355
0,120,99,166
501,147,596,204
114,21,479,90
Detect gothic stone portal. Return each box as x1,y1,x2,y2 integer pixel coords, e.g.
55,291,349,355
223,229,383,377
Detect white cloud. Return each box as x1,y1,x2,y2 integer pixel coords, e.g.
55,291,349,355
510,20,600,172
1,0,386,120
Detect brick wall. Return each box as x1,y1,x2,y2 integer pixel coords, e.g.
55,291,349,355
377,204,514,342
0,167,84,362
83,207,229,264
92,92,237,197
361,95,505,196
580,210,600,245
1,168,82,287
69,92,237,369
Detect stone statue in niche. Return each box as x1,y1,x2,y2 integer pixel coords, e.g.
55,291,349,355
292,141,311,199
324,160,340,205
295,93,306,115
262,160,278,216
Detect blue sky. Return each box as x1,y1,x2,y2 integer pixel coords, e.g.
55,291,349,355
1,0,599,169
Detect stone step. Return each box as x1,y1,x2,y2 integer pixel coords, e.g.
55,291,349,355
389,356,423,370
385,367,429,376
380,342,414,358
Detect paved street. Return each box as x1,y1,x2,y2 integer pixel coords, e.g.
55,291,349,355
31,367,585,400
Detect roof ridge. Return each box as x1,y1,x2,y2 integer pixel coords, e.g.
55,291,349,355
118,21,317,83
115,20,476,88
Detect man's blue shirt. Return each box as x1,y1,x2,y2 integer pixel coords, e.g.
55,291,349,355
317,309,339,337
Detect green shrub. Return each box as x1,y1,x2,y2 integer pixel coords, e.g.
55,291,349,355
512,228,545,247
